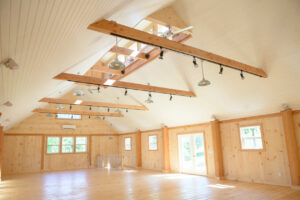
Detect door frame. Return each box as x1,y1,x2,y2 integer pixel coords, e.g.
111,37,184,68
177,131,208,176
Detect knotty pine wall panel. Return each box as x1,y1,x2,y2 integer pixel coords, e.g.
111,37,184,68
141,130,163,171
2,136,42,174
119,134,137,167
220,115,291,186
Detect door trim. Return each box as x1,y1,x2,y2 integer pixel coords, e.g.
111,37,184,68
177,132,208,176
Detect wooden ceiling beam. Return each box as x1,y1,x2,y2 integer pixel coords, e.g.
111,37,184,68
53,73,196,97
88,19,267,78
90,62,123,75
109,46,148,60
33,108,123,117
39,98,148,111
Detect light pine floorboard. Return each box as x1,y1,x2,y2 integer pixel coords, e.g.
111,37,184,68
0,169,299,200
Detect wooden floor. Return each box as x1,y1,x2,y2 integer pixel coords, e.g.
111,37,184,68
0,169,299,200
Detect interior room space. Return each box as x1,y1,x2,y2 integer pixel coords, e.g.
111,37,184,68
0,0,300,199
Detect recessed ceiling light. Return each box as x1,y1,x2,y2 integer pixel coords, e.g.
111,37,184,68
104,79,116,86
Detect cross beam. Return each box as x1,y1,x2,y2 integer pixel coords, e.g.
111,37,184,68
88,19,267,78
39,98,148,111
33,108,124,117
53,73,196,97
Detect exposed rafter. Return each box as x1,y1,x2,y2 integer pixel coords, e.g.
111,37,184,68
109,46,148,60
33,108,124,117
39,98,148,111
53,73,196,97
88,19,267,78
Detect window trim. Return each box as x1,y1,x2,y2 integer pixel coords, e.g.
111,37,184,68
148,135,158,151
56,113,82,120
75,136,88,153
124,137,132,151
61,136,75,154
46,136,61,154
238,124,265,151
45,135,89,155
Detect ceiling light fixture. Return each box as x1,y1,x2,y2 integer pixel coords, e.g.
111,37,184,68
109,37,125,70
159,47,164,59
115,108,121,114
97,86,101,93
240,70,245,80
219,64,223,74
103,116,105,120
69,105,72,110
126,109,128,113
145,92,153,104
198,60,211,86
89,106,92,110
56,104,64,110
2,58,19,70
124,89,128,96
170,94,173,101
107,108,110,112
193,56,198,68
73,88,85,96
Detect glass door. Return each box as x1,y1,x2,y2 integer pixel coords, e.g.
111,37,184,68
178,133,206,175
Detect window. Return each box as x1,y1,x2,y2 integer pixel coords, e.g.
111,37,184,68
62,137,74,153
47,137,60,154
125,137,131,150
240,125,263,150
76,136,87,152
148,135,158,150
56,114,81,119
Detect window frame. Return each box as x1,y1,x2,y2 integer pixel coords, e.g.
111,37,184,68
75,136,88,153
56,113,82,120
45,135,89,155
124,137,132,151
46,136,61,154
238,124,265,151
61,136,75,154
148,135,158,151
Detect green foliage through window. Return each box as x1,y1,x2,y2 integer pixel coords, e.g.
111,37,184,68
47,137,60,153
76,137,87,152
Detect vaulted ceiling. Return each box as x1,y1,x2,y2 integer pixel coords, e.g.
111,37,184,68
1,0,300,132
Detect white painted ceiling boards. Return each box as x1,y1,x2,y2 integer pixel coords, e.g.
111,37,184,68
1,0,300,133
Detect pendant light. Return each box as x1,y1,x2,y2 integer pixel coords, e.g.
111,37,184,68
198,60,211,86
145,92,153,104
109,37,125,70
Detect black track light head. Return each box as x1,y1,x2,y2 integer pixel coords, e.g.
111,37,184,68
88,115,90,119
69,105,72,110
126,109,128,113
170,94,173,101
124,89,128,96
219,64,223,74
97,86,100,93
121,69,125,74
159,47,164,59
103,116,105,120
193,56,198,68
89,106,92,110
240,70,245,80
107,108,110,112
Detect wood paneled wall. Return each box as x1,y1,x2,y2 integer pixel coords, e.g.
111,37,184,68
91,136,119,168
6,113,117,134
119,134,137,167
141,130,163,171
3,136,42,174
220,115,291,186
2,135,119,175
